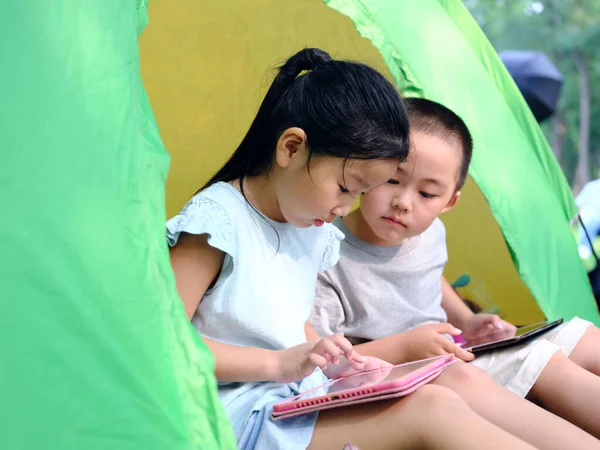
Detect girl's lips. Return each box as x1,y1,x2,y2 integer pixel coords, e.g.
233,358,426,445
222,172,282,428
314,219,325,227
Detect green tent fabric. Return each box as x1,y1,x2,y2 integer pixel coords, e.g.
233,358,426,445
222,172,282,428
324,0,599,324
0,1,235,448
3,0,599,448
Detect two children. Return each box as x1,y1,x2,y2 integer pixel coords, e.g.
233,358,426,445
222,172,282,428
311,98,600,443
167,49,538,449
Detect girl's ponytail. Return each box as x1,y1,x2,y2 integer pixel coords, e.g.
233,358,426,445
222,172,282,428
203,48,331,190
201,47,409,192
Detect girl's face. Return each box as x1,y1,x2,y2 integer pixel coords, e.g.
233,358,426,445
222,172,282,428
275,128,398,228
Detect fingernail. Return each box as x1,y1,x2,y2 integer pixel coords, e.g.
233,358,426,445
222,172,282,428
496,323,504,329
454,328,462,334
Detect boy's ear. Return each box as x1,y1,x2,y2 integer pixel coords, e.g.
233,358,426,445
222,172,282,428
441,190,461,214
275,127,307,168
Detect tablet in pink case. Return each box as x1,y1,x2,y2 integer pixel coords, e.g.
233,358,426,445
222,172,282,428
271,354,455,420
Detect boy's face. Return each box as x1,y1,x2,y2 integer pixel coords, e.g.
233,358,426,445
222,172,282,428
359,131,461,245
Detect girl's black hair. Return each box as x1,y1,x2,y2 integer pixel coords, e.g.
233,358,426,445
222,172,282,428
201,48,409,192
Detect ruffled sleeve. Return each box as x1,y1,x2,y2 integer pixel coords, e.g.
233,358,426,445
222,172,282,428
318,224,344,272
166,194,236,283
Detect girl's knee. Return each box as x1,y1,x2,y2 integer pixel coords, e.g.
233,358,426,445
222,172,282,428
386,385,468,444
438,361,491,389
407,384,465,412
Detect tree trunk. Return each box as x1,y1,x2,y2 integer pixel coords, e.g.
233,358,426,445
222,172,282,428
572,49,591,194
551,109,566,169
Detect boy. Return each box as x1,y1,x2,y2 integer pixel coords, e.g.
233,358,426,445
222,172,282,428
310,98,600,439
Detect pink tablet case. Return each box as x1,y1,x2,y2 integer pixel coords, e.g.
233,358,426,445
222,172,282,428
271,354,456,420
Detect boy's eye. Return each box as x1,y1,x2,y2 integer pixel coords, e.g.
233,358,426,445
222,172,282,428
420,191,437,199
387,179,400,185
339,185,350,194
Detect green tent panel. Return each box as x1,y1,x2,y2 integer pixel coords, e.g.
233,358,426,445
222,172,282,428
325,0,599,324
0,1,235,448
2,1,598,449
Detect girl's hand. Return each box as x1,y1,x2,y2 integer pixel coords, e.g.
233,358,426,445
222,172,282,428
400,323,475,362
324,355,392,380
273,334,366,383
324,355,394,390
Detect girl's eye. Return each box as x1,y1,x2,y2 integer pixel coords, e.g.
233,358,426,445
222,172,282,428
387,179,400,185
339,185,350,194
420,191,437,199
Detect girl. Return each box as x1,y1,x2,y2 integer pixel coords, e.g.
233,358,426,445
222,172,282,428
167,48,533,449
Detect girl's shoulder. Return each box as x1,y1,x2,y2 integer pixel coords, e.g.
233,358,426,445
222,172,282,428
317,222,344,272
166,182,245,250
192,182,249,215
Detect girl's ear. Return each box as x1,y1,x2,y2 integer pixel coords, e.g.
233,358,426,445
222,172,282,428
441,190,461,214
275,127,307,168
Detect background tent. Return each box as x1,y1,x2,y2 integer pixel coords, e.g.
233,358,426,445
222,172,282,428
3,1,598,448
140,0,599,326
0,1,235,448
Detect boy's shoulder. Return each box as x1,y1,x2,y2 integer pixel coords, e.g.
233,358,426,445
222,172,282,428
425,217,446,240
417,217,446,248
414,218,447,264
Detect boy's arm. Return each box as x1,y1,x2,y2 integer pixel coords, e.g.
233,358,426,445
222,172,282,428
310,271,347,337
352,333,411,364
440,276,475,330
354,323,474,364
441,276,516,341
305,322,320,341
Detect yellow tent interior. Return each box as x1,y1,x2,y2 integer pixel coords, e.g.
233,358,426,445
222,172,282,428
139,0,544,325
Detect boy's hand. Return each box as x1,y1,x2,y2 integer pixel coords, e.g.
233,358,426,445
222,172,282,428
400,323,474,362
273,334,366,383
462,314,516,344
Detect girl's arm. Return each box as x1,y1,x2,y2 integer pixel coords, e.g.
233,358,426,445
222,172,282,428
169,232,224,320
170,232,277,381
170,233,362,383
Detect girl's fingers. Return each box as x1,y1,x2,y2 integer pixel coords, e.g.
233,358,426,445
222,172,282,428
348,355,365,370
327,334,355,360
306,352,328,372
314,337,342,365
350,351,367,364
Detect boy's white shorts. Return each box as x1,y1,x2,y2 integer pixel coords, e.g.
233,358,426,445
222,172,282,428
470,317,592,397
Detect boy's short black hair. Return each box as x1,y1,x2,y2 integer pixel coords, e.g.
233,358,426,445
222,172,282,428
405,98,473,190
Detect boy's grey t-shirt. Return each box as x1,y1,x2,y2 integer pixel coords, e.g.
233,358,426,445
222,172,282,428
310,217,448,344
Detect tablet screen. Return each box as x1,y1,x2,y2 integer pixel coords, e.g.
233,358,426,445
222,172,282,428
290,355,451,404
328,357,442,393
464,319,561,349
514,320,552,337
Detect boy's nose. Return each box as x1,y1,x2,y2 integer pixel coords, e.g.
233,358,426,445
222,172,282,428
392,195,412,212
